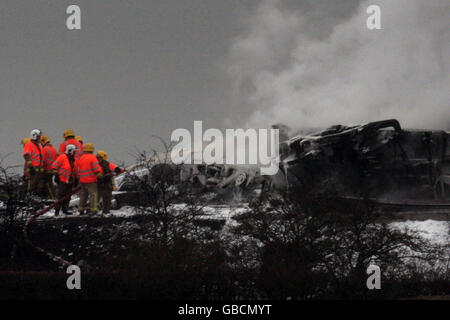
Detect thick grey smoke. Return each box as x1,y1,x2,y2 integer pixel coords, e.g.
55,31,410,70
228,0,450,131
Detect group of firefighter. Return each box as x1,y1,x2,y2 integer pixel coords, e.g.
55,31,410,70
21,128,124,216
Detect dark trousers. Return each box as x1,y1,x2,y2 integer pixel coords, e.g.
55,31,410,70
98,185,113,213
41,172,56,200
55,181,73,214
27,171,42,195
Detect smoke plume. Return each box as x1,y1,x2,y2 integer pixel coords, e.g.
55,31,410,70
227,0,450,131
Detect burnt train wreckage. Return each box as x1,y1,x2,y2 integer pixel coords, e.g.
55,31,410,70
274,119,450,204
67,119,449,210
168,119,450,205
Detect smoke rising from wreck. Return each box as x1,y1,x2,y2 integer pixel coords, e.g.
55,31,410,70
227,0,450,132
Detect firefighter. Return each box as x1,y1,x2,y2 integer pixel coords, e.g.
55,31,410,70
96,150,124,214
21,137,31,145
59,129,83,160
23,129,44,195
20,138,31,178
40,135,57,199
20,138,32,196
74,142,103,215
75,136,83,148
52,144,77,216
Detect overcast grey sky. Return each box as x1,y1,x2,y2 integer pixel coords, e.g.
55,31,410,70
1,0,448,169
0,0,257,167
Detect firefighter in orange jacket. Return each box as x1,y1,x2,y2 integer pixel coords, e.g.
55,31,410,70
96,150,124,214
59,129,83,160
52,144,77,216
40,135,57,199
23,129,44,195
20,138,31,179
75,136,83,149
20,137,31,196
21,137,31,146
74,143,103,215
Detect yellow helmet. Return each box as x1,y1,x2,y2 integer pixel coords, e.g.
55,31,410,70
63,129,75,139
21,137,31,145
75,136,83,143
83,142,95,152
96,150,108,161
40,135,50,145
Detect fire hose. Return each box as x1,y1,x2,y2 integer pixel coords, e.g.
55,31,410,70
23,185,81,268
22,167,126,268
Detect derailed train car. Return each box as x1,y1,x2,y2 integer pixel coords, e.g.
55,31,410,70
275,119,450,201
75,119,448,209
85,154,266,208
168,119,450,203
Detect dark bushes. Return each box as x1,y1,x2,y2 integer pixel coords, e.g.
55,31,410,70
1,151,448,299
230,188,448,299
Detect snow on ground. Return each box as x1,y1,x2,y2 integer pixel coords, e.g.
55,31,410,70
31,203,450,246
201,204,249,227
40,206,137,219
38,204,246,221
109,206,136,217
389,220,449,245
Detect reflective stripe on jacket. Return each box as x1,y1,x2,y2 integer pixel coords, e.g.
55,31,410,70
74,153,103,183
59,139,84,160
42,145,58,171
52,154,74,183
23,141,43,168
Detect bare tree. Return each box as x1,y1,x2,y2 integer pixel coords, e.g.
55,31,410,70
231,187,447,299
0,155,34,269
124,138,217,246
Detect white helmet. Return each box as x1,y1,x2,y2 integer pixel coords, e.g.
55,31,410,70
30,129,42,141
65,144,76,155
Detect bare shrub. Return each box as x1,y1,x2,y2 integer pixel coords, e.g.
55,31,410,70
231,187,448,299
0,156,34,270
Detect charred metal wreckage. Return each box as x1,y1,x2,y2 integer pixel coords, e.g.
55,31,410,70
174,119,450,205
68,119,449,209
274,119,450,206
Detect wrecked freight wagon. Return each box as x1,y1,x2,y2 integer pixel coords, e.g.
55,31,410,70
67,153,266,209
274,119,450,202
68,119,449,209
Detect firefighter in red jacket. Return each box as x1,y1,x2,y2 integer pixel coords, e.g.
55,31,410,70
75,136,83,149
74,142,103,215
52,144,77,216
96,150,124,214
20,137,31,177
59,129,83,160
40,135,57,199
23,129,44,195
20,137,31,196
